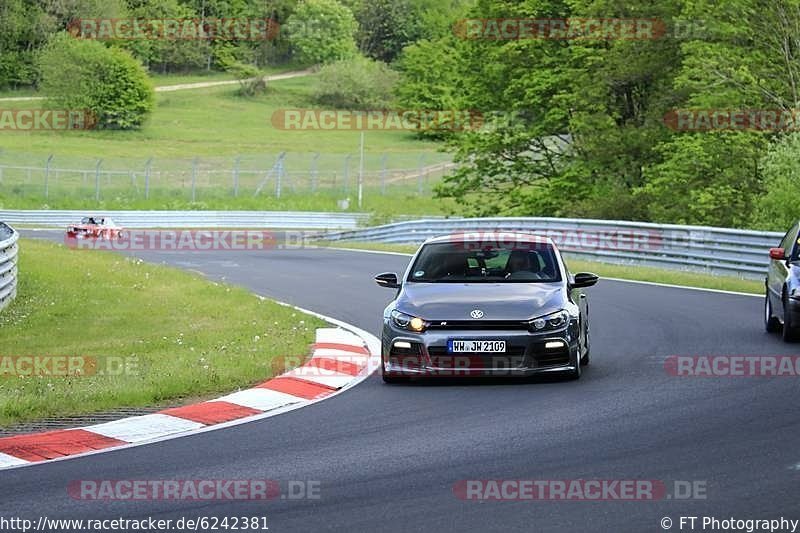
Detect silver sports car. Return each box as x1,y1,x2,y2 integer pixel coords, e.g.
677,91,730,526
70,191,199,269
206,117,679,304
374,232,598,382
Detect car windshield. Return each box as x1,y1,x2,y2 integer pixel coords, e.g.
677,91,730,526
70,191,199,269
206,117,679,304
408,241,562,283
81,217,101,225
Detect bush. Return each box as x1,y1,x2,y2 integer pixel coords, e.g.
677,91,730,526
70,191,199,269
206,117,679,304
285,0,358,65
314,55,398,109
221,59,266,97
38,33,154,130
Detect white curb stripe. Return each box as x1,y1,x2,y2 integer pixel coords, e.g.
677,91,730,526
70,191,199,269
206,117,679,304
0,452,29,467
316,327,367,346
215,389,302,412
0,322,380,471
85,414,205,443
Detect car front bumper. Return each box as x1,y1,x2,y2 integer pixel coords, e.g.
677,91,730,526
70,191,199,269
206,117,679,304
381,320,581,378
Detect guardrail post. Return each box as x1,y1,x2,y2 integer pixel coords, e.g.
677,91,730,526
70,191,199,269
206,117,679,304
417,154,426,194
144,157,153,199
233,156,241,197
253,152,286,198
380,154,388,195
44,154,54,199
275,156,285,198
344,154,353,193
94,159,103,201
191,158,198,202
311,153,319,193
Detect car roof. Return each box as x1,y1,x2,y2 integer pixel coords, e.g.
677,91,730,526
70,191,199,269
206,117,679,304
422,231,556,246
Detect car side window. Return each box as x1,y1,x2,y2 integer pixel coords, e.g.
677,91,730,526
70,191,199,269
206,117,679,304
781,224,800,258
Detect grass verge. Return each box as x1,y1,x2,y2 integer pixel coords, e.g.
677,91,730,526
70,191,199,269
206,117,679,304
0,74,443,159
320,241,764,295
0,73,450,215
0,238,325,427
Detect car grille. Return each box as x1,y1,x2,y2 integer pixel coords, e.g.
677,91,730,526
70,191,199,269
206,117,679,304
532,349,571,367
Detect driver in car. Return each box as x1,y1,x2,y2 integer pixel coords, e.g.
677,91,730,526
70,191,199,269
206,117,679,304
505,250,542,280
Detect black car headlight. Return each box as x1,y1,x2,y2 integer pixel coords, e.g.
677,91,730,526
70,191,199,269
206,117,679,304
528,310,570,332
390,310,428,332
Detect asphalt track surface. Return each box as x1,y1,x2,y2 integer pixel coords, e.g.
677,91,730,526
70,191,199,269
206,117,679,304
3,234,800,532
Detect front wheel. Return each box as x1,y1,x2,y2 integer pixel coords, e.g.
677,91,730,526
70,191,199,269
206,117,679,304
381,363,409,384
765,292,781,333
565,351,582,380
580,321,590,366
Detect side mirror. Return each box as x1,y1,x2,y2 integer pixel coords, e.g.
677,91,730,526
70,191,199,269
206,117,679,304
770,247,786,260
571,272,599,289
375,272,400,289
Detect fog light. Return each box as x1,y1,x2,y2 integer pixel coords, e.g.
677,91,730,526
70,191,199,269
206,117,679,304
394,341,412,349
545,341,565,349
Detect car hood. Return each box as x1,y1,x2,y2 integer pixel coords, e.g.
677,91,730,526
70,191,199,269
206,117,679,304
395,282,565,321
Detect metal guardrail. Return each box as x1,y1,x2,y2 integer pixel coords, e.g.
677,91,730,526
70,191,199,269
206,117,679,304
319,217,783,280
0,222,19,311
0,210,369,230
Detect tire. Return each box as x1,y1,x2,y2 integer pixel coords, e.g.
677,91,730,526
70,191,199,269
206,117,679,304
565,351,582,380
580,321,591,366
765,292,781,333
782,294,800,342
381,363,408,384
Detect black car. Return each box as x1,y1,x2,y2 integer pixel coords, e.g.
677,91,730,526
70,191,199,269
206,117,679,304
374,232,598,382
766,221,800,341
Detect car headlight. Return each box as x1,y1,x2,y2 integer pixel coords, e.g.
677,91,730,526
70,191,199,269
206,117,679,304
528,310,570,332
390,310,427,332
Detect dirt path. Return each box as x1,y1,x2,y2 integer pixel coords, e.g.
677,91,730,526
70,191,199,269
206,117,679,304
0,68,314,102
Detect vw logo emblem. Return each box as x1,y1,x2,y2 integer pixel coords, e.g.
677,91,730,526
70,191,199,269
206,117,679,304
470,309,484,319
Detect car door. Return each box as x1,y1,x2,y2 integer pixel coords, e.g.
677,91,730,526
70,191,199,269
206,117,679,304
768,223,799,309
561,252,589,347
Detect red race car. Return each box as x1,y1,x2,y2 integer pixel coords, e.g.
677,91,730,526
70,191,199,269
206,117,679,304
66,216,124,241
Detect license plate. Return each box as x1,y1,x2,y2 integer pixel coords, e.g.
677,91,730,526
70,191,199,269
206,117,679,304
447,340,506,353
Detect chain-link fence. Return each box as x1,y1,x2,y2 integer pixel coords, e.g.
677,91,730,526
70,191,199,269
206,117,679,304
0,151,455,206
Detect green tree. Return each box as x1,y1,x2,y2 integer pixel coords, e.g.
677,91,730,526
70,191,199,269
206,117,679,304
432,0,576,215
395,36,466,139
118,0,206,73
753,133,800,230
638,132,766,227
556,0,685,220
284,0,357,65
38,33,154,129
